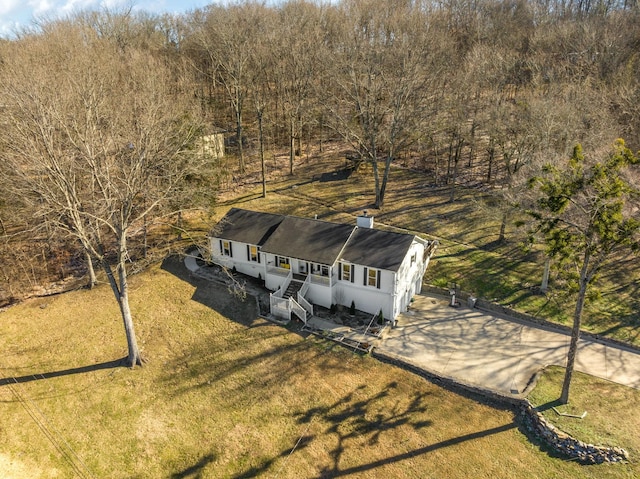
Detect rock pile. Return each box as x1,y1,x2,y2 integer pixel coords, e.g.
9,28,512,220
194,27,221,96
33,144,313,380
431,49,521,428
520,402,629,464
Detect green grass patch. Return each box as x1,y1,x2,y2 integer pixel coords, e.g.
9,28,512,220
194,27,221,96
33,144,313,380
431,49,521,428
528,366,640,462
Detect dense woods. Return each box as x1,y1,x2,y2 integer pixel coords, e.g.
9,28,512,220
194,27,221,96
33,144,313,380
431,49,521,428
1,0,639,308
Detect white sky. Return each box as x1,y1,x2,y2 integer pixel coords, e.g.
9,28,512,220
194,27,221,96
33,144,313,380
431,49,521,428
0,0,212,38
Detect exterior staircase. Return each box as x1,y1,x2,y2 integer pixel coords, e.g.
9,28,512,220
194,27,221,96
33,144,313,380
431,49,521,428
282,280,304,300
270,277,312,324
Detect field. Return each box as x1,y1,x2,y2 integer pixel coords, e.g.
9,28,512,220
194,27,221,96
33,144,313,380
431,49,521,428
1,258,639,478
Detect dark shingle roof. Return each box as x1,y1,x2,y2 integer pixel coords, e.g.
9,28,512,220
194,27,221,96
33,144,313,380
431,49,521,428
213,208,284,246
340,228,414,272
260,216,355,265
213,208,419,270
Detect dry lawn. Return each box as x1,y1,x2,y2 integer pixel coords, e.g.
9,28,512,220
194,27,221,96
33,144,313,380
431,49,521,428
1,258,638,478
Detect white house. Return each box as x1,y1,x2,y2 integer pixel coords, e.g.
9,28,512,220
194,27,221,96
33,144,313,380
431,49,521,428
209,208,438,323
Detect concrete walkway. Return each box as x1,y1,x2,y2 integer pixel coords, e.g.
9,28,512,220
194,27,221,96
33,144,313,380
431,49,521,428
377,294,640,397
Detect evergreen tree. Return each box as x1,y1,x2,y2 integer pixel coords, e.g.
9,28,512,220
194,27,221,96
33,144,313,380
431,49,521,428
528,140,639,403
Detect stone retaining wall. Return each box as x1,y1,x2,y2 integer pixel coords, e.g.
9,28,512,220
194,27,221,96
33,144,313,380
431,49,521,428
519,403,629,464
373,350,629,465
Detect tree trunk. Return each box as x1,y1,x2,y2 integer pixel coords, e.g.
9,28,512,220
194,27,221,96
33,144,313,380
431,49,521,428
100,241,143,367
540,258,551,293
378,155,393,208
117,255,143,367
499,211,507,242
469,119,476,169
319,113,324,153
560,248,591,404
449,145,461,203
289,119,295,175
258,110,267,198
372,156,381,209
433,139,440,185
176,211,183,240
297,113,303,158
85,250,97,289
487,141,495,184
235,107,244,174
143,215,148,259
446,140,453,181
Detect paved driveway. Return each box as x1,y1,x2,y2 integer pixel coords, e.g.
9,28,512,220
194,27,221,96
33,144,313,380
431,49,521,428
377,294,640,396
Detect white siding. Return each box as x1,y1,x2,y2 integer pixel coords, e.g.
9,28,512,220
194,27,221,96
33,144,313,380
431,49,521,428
210,233,430,321
333,265,394,319
209,237,265,278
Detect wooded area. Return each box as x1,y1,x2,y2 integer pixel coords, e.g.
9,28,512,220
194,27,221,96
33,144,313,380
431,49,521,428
1,0,639,310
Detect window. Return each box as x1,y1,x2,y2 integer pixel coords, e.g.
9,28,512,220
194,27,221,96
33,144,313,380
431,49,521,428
364,267,380,288
411,253,416,265
247,245,260,263
340,263,354,282
312,263,329,277
277,256,290,269
220,240,232,257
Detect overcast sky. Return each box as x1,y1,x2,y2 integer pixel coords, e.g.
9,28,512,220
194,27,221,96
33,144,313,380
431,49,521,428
0,0,212,38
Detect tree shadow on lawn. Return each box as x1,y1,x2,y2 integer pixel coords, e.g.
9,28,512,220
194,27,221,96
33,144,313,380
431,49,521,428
0,357,127,387
317,168,353,183
159,253,363,396
160,254,264,327
231,380,519,478
314,422,517,479
158,321,349,398
168,453,216,479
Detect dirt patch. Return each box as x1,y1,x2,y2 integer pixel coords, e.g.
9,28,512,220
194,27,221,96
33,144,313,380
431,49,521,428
0,454,51,479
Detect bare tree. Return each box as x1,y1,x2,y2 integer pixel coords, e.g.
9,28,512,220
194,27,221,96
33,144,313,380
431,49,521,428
0,21,205,366
323,0,435,208
190,2,267,173
272,0,325,174
248,16,277,198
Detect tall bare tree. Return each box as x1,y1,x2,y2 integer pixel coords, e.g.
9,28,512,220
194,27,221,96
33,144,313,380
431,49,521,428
272,0,325,174
0,21,205,366
324,0,435,208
